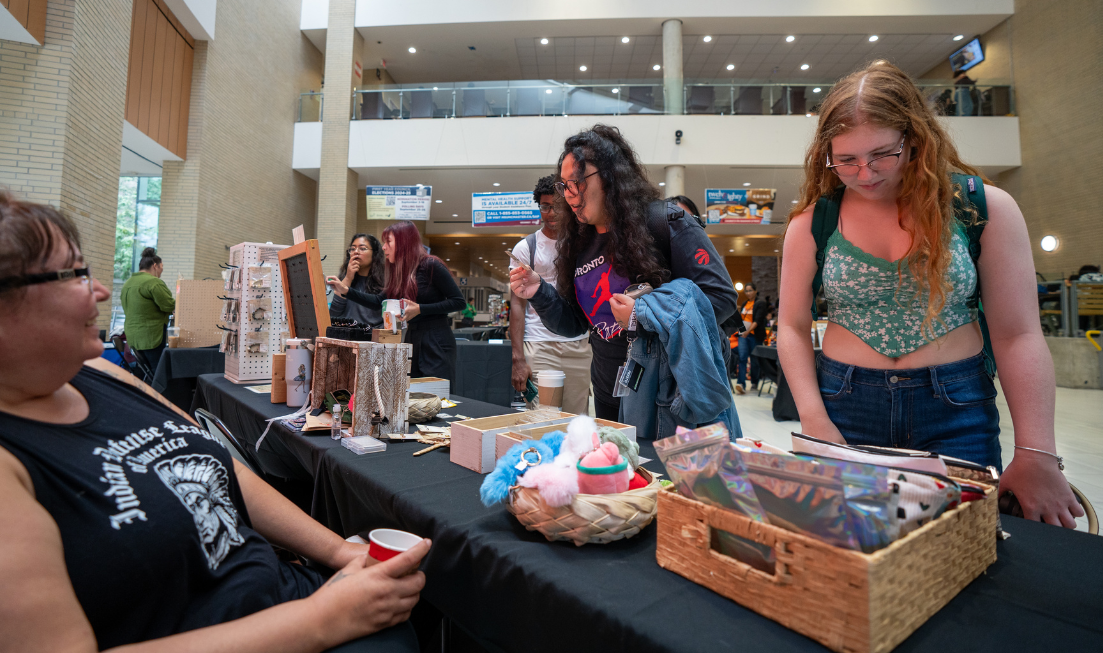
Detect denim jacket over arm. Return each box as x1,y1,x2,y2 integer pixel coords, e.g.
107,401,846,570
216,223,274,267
621,278,740,440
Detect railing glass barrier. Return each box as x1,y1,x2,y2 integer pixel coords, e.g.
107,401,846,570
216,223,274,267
345,80,1013,120
298,92,322,122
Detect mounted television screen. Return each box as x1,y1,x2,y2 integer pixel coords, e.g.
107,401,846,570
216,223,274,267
949,37,984,73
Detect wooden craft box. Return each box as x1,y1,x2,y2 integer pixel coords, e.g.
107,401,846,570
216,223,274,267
450,412,575,473
494,418,638,462
310,337,412,437
655,483,998,653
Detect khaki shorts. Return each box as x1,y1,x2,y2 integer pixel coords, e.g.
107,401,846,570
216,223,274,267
524,339,593,416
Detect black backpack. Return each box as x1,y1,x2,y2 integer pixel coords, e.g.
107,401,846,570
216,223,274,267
810,173,995,374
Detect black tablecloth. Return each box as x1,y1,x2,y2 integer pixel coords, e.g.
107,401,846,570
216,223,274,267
152,346,224,410
194,372,1103,653
753,345,800,422
453,326,507,341
455,341,513,407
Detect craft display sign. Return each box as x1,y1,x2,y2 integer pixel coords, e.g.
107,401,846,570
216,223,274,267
366,186,431,221
704,188,777,225
471,192,541,227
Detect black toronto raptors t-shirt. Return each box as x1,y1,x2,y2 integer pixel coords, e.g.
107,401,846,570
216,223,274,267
0,367,324,649
573,232,630,400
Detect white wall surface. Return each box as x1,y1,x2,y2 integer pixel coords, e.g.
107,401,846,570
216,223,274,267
301,0,329,30
292,122,323,178
355,0,1014,27
163,0,216,40
346,114,1020,171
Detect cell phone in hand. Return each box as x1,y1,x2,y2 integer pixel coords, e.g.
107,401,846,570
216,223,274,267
624,283,654,300
505,250,533,275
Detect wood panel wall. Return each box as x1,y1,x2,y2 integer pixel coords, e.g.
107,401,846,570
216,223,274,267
125,0,194,159
1,0,47,44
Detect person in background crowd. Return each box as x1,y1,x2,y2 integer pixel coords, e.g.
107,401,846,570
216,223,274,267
120,246,175,372
330,234,385,327
668,195,705,228
459,300,477,327
510,125,739,421
733,282,768,395
327,221,466,384
509,175,593,415
0,193,428,652
953,69,978,117
778,60,1081,527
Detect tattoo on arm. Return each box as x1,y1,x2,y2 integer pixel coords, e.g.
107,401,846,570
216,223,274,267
324,570,350,588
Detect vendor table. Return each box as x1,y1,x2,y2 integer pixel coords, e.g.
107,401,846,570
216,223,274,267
453,326,507,341
454,340,513,407
193,373,1103,653
152,346,224,410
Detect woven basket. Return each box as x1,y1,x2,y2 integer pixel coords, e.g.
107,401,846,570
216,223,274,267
507,467,660,546
407,392,442,424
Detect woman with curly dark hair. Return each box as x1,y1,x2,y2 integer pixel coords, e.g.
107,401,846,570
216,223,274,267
510,125,739,421
329,233,385,327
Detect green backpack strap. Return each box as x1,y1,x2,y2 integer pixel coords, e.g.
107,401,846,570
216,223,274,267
951,172,996,376
810,185,845,319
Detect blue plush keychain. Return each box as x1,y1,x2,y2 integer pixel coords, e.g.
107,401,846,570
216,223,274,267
479,431,565,506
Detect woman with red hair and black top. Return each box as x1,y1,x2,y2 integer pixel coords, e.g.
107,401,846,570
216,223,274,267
327,221,466,384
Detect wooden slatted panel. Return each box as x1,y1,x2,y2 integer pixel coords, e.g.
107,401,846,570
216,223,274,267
125,0,147,122
124,0,194,159
166,36,187,155
136,3,158,134
1078,284,1103,316
156,20,179,146
25,0,44,43
175,45,193,158
147,14,169,139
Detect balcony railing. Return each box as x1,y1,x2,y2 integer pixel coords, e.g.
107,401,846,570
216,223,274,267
298,92,323,122
333,80,1014,121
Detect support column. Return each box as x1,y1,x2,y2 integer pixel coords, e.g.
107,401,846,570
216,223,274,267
664,166,685,197
662,19,683,115
316,0,359,276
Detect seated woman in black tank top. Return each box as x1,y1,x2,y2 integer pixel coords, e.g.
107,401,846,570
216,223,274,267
0,193,430,652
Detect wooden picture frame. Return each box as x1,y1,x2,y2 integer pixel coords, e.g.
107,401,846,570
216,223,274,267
278,239,330,339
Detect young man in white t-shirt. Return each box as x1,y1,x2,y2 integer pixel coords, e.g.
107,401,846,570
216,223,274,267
508,175,593,415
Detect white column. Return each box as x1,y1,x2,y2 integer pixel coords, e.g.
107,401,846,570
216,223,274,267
664,165,685,197
662,19,683,115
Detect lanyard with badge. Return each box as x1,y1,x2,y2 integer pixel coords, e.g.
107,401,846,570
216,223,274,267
611,283,654,397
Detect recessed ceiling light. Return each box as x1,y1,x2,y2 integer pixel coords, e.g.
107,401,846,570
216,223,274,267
653,64,661,71
478,256,483,259
452,214,458,217
703,35,712,43
545,89,553,94
813,87,821,93
868,35,879,42
800,64,810,71
774,249,779,252
433,86,438,90
791,200,798,204
580,65,589,71
455,242,460,245
1040,235,1059,252
726,64,735,71
953,34,965,41
540,38,549,45
408,47,416,53
786,35,796,43
806,113,813,117
446,258,451,261
502,242,507,245
416,183,423,187
743,182,751,187
493,182,500,187
659,182,665,186
621,36,630,44
729,249,734,252
435,200,442,203
745,243,750,247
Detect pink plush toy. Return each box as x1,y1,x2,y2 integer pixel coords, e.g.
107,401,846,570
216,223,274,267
577,442,629,495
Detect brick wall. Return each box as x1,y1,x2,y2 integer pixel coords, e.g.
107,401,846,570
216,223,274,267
0,0,132,329
159,0,323,283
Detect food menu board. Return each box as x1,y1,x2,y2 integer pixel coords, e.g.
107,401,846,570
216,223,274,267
366,186,432,220
471,191,541,227
705,188,777,225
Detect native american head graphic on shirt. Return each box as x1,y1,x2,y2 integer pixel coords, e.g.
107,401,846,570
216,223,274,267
155,454,245,569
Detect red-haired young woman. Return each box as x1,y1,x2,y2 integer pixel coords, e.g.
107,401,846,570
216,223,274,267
778,60,1081,528
326,221,466,383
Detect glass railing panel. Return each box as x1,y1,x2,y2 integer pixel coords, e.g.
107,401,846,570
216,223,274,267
298,92,322,122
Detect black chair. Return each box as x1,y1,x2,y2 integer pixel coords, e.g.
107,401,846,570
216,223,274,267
111,334,155,384
754,354,780,396
409,90,433,118
360,92,384,120
194,408,264,476
687,86,715,114
789,88,807,115
736,86,763,115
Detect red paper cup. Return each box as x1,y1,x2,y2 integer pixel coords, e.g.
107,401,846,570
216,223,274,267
367,528,422,562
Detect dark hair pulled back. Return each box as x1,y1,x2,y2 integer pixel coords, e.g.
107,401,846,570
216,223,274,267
138,247,161,271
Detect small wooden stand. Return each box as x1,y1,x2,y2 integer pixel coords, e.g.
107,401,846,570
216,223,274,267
310,337,412,437
270,353,287,403
278,239,330,339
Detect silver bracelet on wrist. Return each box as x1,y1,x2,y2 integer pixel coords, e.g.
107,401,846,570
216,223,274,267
1014,445,1064,471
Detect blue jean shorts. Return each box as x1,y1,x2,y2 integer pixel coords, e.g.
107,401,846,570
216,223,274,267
816,352,1002,470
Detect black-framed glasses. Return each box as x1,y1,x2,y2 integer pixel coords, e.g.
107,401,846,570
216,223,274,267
0,266,92,293
826,132,907,177
553,170,600,198
538,203,555,213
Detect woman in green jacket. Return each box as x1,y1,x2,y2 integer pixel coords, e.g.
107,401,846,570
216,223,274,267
120,247,175,372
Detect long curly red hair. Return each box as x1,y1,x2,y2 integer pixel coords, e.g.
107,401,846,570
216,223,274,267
790,60,988,338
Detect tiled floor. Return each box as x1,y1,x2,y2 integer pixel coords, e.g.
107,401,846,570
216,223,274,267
733,379,1103,534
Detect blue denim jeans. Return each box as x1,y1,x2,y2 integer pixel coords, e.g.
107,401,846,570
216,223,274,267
816,352,1002,470
736,334,762,388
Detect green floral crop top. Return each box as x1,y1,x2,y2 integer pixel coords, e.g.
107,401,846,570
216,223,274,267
822,225,978,358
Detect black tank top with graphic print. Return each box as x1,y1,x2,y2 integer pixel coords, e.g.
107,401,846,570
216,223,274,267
0,367,324,649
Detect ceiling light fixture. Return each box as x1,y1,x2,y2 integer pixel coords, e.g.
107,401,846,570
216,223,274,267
726,64,735,71
786,35,796,43
806,113,813,117
868,35,879,42
612,88,619,94
455,242,460,245
774,249,779,252
1040,235,1059,252
540,38,549,45
545,89,553,94
800,63,810,70
658,182,665,186
729,249,734,252
653,64,661,71
408,47,416,53
953,34,965,41
743,182,751,187
493,182,500,187
433,86,438,90
735,282,744,291
703,35,712,42
813,87,821,93
791,200,798,204
579,65,587,71
621,36,630,44
435,200,442,203
452,214,458,217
